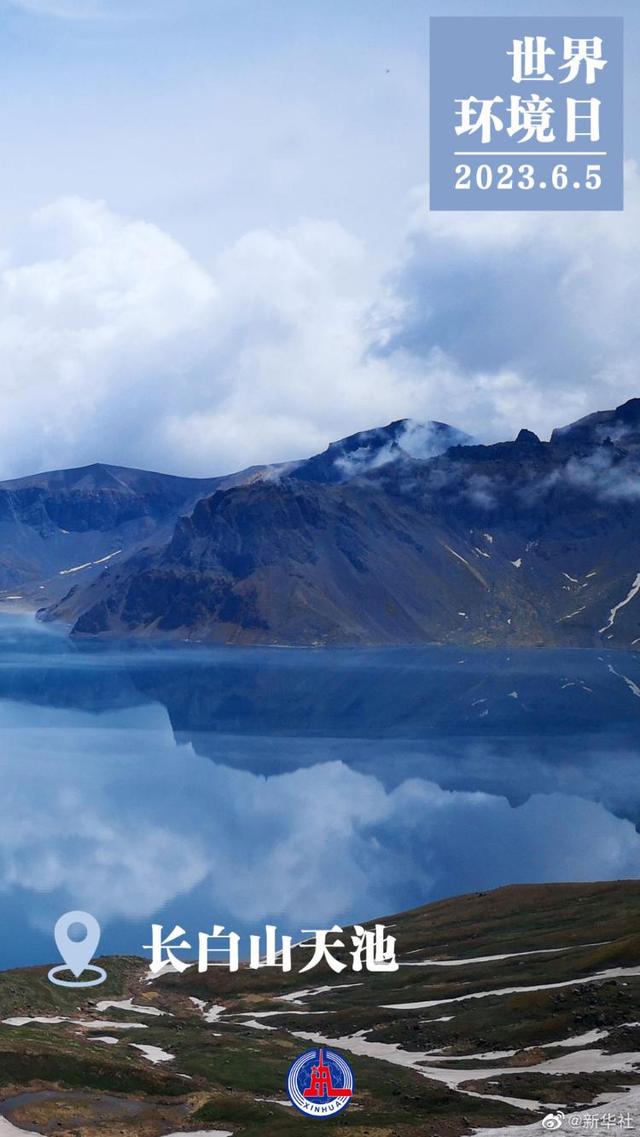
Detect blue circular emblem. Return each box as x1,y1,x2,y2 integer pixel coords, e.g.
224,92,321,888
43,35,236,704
286,1047,355,1118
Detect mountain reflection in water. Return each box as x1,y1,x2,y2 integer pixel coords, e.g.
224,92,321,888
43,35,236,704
0,614,638,969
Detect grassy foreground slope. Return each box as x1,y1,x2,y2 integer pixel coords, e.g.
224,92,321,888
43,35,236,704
0,881,639,1136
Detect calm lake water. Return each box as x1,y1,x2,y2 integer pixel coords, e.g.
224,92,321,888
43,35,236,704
0,613,639,969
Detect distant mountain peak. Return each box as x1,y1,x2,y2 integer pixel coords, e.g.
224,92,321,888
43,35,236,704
2,394,639,650
515,428,542,445
551,396,640,448
290,418,474,484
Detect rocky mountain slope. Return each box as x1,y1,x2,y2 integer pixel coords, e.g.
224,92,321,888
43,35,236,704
0,420,460,613
37,398,640,648
0,462,264,607
0,881,638,1136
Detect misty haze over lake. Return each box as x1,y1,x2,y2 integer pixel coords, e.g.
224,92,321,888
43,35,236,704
1,614,639,969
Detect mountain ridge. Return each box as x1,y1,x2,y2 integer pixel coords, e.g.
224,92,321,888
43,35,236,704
1,398,639,648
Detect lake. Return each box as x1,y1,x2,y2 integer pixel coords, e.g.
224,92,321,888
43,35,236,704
0,613,639,970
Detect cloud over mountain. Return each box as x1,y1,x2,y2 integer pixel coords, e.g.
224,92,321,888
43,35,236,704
0,199,419,478
372,163,640,442
0,169,639,480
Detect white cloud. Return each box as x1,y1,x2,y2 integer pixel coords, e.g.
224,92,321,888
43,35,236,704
0,174,638,480
0,198,421,478
0,197,219,476
371,162,640,442
2,696,640,936
159,220,424,473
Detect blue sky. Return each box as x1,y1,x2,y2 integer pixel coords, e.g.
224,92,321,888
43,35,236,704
0,0,637,478
0,0,429,263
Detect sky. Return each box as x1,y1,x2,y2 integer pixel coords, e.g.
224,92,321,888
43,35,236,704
0,0,638,478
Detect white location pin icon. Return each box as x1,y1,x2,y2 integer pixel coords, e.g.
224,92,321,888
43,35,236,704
48,911,107,988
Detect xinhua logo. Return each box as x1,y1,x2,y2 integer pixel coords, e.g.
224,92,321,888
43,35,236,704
286,1047,354,1118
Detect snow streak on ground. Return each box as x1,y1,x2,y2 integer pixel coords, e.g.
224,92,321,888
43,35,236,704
382,965,640,1010
2,1016,148,1030
473,1085,640,1137
279,982,363,1004
401,942,609,968
599,572,640,633
189,999,226,1023
130,1043,175,1064
94,998,168,1017
293,1027,640,1114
